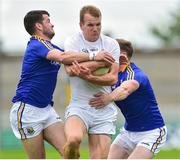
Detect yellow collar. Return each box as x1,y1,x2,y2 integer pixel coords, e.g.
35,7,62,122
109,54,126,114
32,35,44,40
120,63,130,72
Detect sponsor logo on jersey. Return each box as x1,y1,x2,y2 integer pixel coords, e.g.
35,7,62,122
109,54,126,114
82,48,89,53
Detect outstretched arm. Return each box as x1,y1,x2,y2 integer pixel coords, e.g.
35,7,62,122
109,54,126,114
46,49,115,65
46,49,89,64
89,80,139,108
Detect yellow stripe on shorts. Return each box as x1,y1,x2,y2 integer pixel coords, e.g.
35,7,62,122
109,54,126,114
17,102,26,139
151,127,165,153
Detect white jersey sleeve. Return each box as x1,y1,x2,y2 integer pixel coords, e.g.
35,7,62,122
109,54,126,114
102,35,120,64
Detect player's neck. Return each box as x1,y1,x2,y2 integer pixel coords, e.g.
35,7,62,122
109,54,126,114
32,34,51,41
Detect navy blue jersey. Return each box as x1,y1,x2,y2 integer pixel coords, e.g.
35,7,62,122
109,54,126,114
12,36,64,108
112,63,165,131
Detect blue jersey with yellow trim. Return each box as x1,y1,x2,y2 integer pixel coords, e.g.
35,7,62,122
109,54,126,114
112,62,165,131
12,36,64,108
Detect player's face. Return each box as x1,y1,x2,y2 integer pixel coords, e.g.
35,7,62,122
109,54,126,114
119,52,129,65
41,14,55,39
80,13,101,42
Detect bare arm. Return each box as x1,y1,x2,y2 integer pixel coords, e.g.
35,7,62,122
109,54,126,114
46,49,115,65
71,61,119,86
89,80,139,108
65,60,110,76
84,63,119,86
110,80,139,101
46,49,89,65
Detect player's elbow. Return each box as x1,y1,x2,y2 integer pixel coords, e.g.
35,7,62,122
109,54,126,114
111,75,118,85
107,75,118,86
59,52,73,65
122,87,131,98
60,56,70,65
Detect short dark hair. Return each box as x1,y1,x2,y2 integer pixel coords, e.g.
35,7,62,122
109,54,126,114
80,5,101,23
116,39,134,58
24,10,49,35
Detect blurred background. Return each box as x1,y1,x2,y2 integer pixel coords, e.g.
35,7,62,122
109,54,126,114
0,0,180,158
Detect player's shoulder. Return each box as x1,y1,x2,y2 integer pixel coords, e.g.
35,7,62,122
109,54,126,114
102,34,117,43
130,63,142,74
65,32,82,43
28,38,44,51
31,37,52,49
131,63,149,80
64,32,83,50
29,37,42,45
101,34,119,47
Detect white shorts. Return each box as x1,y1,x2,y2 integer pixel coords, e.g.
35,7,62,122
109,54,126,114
65,105,117,135
113,126,167,155
10,101,62,140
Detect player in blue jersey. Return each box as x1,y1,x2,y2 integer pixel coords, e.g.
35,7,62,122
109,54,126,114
9,10,115,159
89,39,167,159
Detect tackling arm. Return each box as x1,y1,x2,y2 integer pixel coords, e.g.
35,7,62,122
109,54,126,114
110,80,139,101
46,49,89,65
89,80,139,108
46,49,115,65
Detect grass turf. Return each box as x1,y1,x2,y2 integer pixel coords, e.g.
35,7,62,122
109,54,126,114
0,148,180,159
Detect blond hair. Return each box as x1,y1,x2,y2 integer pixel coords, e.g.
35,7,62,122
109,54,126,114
80,5,101,23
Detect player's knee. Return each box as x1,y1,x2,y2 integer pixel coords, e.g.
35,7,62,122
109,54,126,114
63,139,80,159
66,135,82,148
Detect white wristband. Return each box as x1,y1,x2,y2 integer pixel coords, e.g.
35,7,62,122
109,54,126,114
89,52,93,60
89,51,97,60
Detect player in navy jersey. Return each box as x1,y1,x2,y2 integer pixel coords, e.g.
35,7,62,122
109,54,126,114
9,10,114,159
89,39,167,159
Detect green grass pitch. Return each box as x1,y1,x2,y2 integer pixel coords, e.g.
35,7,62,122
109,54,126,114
0,148,180,159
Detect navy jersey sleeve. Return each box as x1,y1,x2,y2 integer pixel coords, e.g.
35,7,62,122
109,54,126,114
134,70,149,87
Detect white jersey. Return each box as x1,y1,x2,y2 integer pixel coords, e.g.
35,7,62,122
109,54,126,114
64,31,120,108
